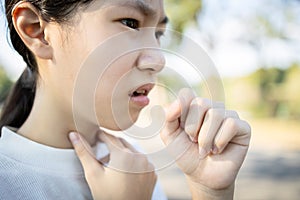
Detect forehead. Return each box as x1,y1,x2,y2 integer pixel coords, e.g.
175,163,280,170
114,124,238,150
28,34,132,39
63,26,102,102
102,0,166,16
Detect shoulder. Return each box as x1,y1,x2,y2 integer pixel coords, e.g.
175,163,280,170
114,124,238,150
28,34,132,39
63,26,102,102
0,153,24,181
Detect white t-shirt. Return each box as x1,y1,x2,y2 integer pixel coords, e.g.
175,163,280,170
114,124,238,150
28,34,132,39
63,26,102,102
0,127,167,200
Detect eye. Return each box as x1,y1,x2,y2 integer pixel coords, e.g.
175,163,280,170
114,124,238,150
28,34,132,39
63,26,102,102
155,31,165,40
120,18,140,30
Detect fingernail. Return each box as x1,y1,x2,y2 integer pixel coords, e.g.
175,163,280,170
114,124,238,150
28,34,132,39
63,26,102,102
212,146,218,154
69,132,80,145
199,147,207,159
193,137,198,143
189,136,198,143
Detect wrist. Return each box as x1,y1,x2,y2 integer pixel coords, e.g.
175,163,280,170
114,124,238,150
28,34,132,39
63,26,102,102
187,178,234,200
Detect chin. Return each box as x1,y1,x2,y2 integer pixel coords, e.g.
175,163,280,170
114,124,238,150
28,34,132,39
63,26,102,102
99,115,139,131
103,122,134,131
97,105,142,131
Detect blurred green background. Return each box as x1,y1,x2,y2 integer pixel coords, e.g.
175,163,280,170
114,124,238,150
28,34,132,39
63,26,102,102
1,0,300,199
162,0,300,199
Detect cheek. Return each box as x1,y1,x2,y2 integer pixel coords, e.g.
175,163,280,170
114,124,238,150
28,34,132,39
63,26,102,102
93,71,130,130
93,60,139,130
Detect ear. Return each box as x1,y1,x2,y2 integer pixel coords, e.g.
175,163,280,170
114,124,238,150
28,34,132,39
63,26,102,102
12,2,53,59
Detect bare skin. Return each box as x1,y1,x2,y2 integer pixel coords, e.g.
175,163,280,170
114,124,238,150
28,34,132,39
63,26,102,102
11,0,251,199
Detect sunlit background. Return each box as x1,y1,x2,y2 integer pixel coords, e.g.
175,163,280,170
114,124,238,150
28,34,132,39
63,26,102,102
1,0,300,199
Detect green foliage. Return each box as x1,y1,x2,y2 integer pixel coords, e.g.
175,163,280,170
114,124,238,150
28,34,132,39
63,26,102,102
0,67,13,104
164,0,202,33
252,67,285,100
282,63,300,119
224,64,300,119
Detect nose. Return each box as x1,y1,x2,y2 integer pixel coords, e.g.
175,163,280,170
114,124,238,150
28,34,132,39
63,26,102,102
136,49,166,73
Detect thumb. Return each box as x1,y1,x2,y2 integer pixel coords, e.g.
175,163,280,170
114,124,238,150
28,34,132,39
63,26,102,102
69,132,104,174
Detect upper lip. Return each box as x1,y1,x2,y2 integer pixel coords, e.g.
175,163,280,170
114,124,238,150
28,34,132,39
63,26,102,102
129,83,155,97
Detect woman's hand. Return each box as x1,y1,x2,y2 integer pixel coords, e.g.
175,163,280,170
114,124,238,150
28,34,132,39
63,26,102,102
69,131,157,200
160,89,251,200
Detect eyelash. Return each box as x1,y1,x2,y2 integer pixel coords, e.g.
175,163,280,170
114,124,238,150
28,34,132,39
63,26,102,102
119,18,165,40
120,18,140,30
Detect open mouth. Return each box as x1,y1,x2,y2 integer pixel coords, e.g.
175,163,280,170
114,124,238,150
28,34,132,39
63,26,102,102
129,83,154,97
131,89,149,97
129,83,154,107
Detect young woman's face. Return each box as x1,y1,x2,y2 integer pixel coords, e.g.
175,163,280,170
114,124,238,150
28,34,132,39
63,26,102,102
43,0,167,130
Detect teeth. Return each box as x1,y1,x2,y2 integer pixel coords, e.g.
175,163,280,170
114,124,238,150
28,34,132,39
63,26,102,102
136,90,146,94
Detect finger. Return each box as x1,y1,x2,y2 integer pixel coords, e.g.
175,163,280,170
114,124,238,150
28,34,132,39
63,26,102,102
213,118,251,154
161,100,181,145
119,138,140,154
225,110,240,119
165,99,181,122
98,133,132,169
177,88,196,128
197,108,226,159
98,132,125,153
98,133,141,162
69,132,104,175
100,134,154,172
184,98,212,142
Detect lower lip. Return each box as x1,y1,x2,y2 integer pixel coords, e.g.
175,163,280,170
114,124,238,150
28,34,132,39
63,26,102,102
130,95,150,107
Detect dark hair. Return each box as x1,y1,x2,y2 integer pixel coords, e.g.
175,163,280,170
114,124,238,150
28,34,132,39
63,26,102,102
0,0,94,133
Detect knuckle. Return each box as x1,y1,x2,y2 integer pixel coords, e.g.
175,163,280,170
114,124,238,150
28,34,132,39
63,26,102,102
242,120,252,135
193,98,211,109
225,110,238,118
214,137,226,149
225,117,239,131
206,108,225,119
75,145,86,158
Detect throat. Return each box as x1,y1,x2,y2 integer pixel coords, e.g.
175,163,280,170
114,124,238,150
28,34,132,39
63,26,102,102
17,104,98,149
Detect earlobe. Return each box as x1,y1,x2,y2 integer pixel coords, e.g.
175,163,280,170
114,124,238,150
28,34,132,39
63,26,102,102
12,2,52,59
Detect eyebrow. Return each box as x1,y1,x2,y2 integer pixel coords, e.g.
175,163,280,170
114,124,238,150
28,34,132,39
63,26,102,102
115,0,169,24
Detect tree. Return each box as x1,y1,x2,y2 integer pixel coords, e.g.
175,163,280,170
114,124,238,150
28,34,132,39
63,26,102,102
283,63,300,119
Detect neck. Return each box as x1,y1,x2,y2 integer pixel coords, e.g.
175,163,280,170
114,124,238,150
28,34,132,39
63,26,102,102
17,88,98,149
